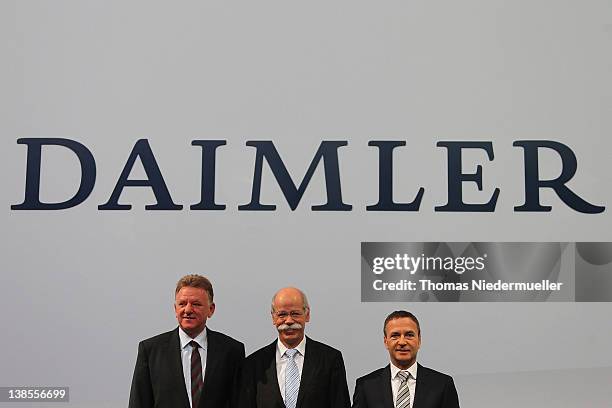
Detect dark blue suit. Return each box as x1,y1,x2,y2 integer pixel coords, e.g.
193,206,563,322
240,337,351,408
352,364,459,408
129,328,244,408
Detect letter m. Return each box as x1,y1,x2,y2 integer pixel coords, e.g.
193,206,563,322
239,141,351,211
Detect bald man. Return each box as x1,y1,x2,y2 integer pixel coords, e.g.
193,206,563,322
239,287,351,408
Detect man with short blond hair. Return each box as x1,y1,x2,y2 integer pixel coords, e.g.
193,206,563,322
240,287,351,408
176,274,214,300
129,274,245,408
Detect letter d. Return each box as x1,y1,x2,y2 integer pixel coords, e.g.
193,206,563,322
12,138,96,210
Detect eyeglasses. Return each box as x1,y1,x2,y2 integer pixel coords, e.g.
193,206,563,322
273,310,305,320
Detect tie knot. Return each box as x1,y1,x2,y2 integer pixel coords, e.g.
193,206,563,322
397,370,410,381
190,341,200,349
285,348,299,359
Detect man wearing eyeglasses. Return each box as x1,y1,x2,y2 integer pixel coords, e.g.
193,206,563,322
239,287,351,408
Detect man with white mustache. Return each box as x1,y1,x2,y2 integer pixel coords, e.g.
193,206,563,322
239,287,351,408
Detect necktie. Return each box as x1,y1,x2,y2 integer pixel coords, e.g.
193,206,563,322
284,349,300,408
396,370,411,408
190,341,204,408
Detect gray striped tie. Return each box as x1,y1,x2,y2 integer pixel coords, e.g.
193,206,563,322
284,349,300,408
396,370,411,408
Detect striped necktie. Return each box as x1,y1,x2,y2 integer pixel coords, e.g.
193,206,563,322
396,370,411,408
190,341,203,408
284,349,300,408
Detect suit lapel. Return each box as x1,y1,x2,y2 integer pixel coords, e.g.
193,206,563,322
412,364,428,408
168,329,191,408
201,329,219,404
263,341,285,407
296,338,316,408
380,365,394,408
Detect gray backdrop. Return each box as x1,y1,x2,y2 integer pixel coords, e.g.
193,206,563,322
1,1,611,407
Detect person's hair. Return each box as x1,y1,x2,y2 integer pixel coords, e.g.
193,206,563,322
383,310,420,336
175,274,214,303
270,287,310,313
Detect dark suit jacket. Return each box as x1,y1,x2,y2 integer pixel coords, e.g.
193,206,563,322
129,327,245,408
352,364,459,408
239,337,351,408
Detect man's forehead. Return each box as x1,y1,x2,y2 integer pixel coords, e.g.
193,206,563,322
386,317,418,331
176,286,207,299
274,300,302,311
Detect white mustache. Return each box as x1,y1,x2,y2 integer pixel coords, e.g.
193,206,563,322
277,323,303,332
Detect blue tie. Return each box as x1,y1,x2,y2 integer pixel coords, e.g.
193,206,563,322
284,349,300,408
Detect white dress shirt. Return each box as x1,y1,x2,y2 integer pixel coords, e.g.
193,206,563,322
178,327,208,408
276,337,306,403
390,361,417,408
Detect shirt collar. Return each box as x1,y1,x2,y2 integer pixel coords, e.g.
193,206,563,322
277,336,307,358
178,326,208,350
390,360,418,380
